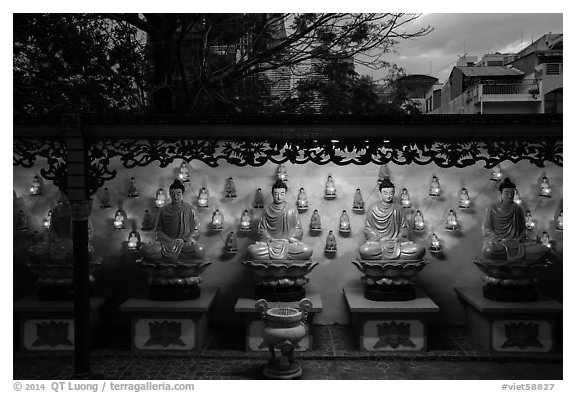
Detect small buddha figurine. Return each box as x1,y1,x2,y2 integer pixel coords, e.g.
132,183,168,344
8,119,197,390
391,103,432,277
310,209,322,231
114,209,127,229
481,177,550,262
353,188,365,212
430,233,441,252
225,231,238,253
359,177,426,261
247,179,313,260
127,230,141,251
101,187,112,208
556,210,563,231
16,210,28,231
277,164,288,182
413,210,425,231
325,230,337,252
459,188,471,209
539,176,551,197
297,188,308,210
212,209,224,230
44,210,52,230
178,161,190,182
445,209,458,231
513,188,522,205
225,177,237,198
141,209,155,231
140,179,205,262
490,165,502,182
30,175,41,195
155,188,167,208
400,188,411,208
240,209,252,231
525,210,535,231
540,231,551,248
339,210,351,233
429,176,440,197
128,177,139,198
253,188,265,209
325,176,336,198
378,165,389,183
197,187,209,208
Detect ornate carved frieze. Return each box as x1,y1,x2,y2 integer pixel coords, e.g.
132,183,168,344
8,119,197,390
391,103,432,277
14,134,563,196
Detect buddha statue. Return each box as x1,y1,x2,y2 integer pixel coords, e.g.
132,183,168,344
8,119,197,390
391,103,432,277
100,187,112,208
310,209,322,231
178,161,190,182
225,177,237,198
325,176,336,198
240,209,252,231
297,188,308,210
197,187,209,208
225,231,238,253
339,210,351,233
247,179,313,260
140,179,205,263
413,210,425,231
253,188,265,209
155,188,167,208
353,188,364,211
141,209,154,231
556,211,563,231
277,164,288,182
445,209,458,231
359,177,426,261
400,188,411,208
481,178,550,262
325,230,337,252
459,188,471,209
28,193,94,264
128,177,139,198
429,176,440,196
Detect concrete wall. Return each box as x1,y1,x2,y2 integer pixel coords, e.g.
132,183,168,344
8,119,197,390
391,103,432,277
14,155,563,326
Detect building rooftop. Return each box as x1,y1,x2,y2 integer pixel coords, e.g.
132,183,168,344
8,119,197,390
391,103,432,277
456,66,524,78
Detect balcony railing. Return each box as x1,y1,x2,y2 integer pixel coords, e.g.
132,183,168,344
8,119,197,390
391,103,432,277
480,80,539,95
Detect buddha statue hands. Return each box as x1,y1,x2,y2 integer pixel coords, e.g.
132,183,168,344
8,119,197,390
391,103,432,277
481,177,549,263
247,179,313,260
359,177,425,261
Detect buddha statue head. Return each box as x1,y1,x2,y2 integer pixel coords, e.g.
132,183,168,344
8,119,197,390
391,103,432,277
379,177,395,203
169,179,186,206
498,177,516,204
271,179,288,205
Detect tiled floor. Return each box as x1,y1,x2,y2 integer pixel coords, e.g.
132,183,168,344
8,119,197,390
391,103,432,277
13,325,563,380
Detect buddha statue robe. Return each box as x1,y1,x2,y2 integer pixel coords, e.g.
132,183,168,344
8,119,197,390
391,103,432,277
247,201,313,260
481,201,549,262
359,201,425,260
141,201,205,262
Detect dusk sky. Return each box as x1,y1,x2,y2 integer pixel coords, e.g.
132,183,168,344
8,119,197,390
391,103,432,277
363,13,563,83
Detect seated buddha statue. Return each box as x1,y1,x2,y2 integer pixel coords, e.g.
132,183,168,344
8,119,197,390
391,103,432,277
359,177,426,261
247,179,313,260
28,193,94,264
481,177,549,262
141,179,205,263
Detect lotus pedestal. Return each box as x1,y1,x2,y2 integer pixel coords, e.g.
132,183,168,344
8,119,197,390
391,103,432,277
119,287,218,352
243,259,318,302
454,287,562,353
351,259,429,301
134,259,211,301
26,259,102,301
473,257,552,302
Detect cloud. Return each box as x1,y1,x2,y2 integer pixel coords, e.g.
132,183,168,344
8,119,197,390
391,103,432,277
360,13,562,82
